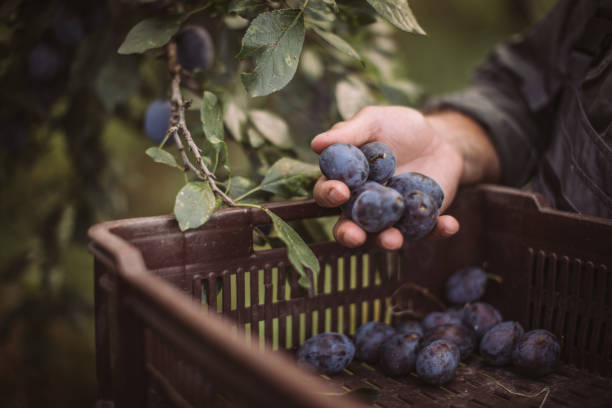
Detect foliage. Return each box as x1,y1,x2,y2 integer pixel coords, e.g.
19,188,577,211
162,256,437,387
115,0,428,289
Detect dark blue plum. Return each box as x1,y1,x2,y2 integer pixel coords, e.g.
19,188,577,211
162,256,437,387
352,185,404,233
341,181,378,216
53,9,84,48
446,266,487,305
422,312,463,332
416,339,460,385
298,332,355,375
319,143,369,189
144,100,172,143
512,329,560,377
388,172,445,209
394,191,438,240
360,142,396,183
354,321,395,363
396,320,423,336
176,25,215,72
480,321,524,366
379,332,421,376
28,44,62,81
420,324,476,361
447,306,466,321
462,302,502,339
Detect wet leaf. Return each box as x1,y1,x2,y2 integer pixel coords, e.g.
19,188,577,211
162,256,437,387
366,0,425,34
262,208,320,288
200,91,228,173
118,15,183,54
174,182,218,231
145,147,182,170
237,9,305,97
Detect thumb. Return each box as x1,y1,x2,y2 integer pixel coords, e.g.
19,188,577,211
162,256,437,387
311,106,381,153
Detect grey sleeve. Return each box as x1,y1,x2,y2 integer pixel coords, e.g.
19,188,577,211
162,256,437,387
425,0,581,187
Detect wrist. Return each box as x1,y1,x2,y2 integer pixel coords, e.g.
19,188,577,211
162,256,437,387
424,110,501,185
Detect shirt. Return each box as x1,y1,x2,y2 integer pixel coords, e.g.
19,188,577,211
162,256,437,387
427,0,612,218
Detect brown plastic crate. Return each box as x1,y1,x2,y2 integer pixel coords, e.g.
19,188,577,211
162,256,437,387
88,185,612,408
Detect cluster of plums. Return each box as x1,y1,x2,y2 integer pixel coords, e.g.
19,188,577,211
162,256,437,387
144,25,214,143
298,266,560,385
319,142,443,240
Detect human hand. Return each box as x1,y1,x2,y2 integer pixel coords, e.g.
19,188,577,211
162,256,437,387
312,106,465,250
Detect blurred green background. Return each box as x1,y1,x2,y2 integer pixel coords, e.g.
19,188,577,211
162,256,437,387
0,0,555,406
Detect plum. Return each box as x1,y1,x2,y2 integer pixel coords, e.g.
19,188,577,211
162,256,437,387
176,25,215,72
360,142,396,183
416,340,460,385
420,323,476,361
462,302,502,339
319,143,369,189
351,184,404,233
388,172,444,209
396,320,424,336
512,329,560,377
422,311,463,332
354,321,395,363
480,321,524,366
446,266,487,305
379,332,421,375
394,191,438,240
298,332,355,375
144,100,172,143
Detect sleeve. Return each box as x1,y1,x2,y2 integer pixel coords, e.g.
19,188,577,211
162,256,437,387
424,0,587,187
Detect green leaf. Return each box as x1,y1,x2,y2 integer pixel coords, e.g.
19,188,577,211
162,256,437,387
200,91,228,174
174,182,218,231
259,158,320,197
223,101,247,143
313,28,363,64
262,208,320,288
248,110,292,149
228,176,269,203
118,15,183,54
145,147,182,170
366,0,425,34
237,9,306,97
335,75,374,120
228,0,268,19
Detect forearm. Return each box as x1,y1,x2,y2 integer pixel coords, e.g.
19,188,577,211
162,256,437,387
425,110,501,185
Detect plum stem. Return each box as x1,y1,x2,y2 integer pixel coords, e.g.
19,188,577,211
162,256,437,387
493,382,550,408
167,41,236,207
486,273,503,283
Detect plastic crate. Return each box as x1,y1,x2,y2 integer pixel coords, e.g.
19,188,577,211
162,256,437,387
89,185,612,408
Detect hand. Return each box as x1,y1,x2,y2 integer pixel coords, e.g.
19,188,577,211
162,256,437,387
312,106,466,250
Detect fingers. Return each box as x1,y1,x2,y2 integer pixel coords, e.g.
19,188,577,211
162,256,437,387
311,106,381,153
332,214,460,250
375,228,404,250
428,215,460,239
313,177,350,208
333,217,367,248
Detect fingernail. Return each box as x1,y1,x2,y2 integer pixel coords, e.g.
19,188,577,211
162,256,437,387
328,187,343,204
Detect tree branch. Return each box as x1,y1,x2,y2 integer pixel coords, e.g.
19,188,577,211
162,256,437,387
167,42,236,207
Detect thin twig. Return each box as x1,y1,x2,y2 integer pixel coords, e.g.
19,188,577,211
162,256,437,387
167,41,236,207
